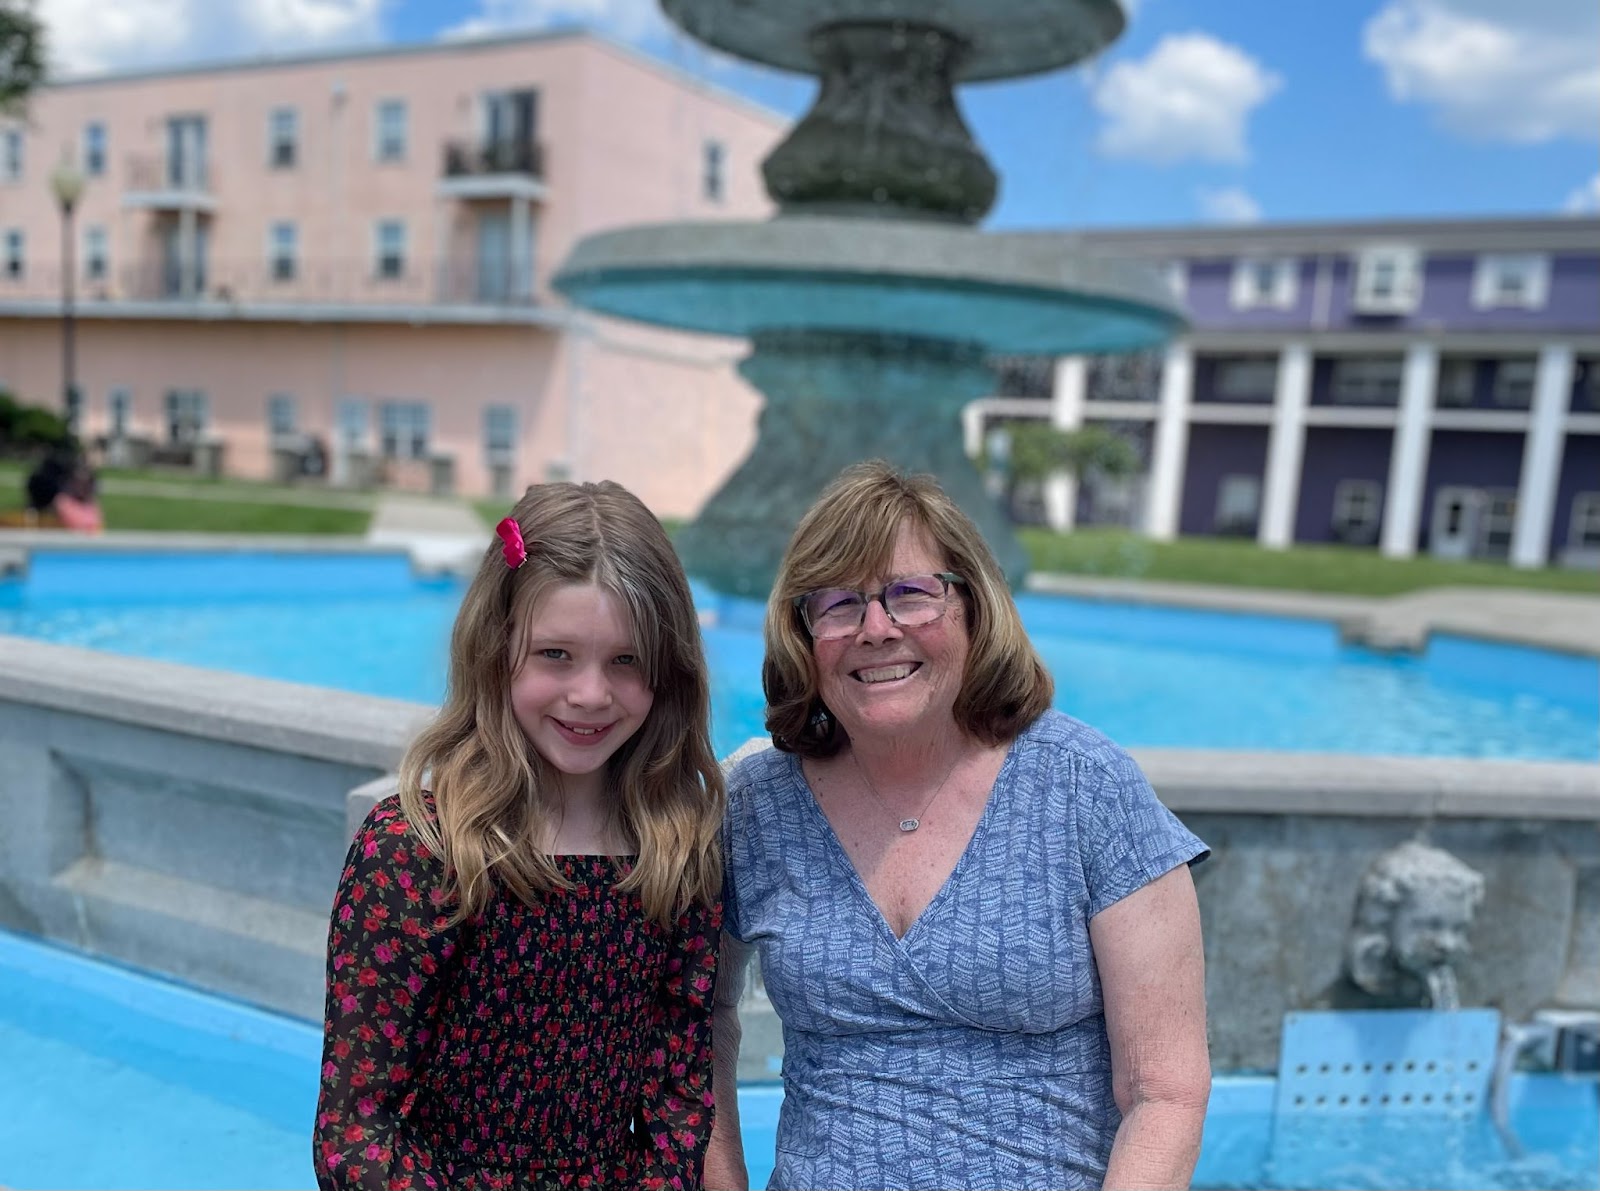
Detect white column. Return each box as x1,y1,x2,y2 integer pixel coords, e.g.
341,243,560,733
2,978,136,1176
1380,342,1438,559
1259,343,1312,549
1510,344,1574,569
1043,355,1087,531
1145,341,1193,541
961,401,985,460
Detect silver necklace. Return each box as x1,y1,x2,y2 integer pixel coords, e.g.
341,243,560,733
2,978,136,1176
853,748,962,833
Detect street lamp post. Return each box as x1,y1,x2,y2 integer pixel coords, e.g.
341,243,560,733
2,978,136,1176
50,156,85,440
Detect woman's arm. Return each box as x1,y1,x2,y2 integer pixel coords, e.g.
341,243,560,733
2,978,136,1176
1091,864,1211,1191
313,802,461,1190
702,931,754,1191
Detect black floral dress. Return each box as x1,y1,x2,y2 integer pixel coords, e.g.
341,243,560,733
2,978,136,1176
313,796,720,1190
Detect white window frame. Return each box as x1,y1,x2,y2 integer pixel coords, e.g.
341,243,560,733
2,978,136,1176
484,404,516,461
165,389,208,445
0,128,21,182
1329,356,1403,405
380,400,430,461
266,392,298,440
3,228,22,279
374,98,407,163
1471,253,1549,310
1214,356,1278,402
83,224,108,282
108,387,132,437
703,139,725,202
1436,358,1476,408
268,106,298,169
83,121,107,177
268,220,298,282
1332,479,1383,541
1215,474,1261,534
1570,492,1600,551
373,219,406,280
1492,358,1537,408
1230,257,1297,310
1353,245,1423,314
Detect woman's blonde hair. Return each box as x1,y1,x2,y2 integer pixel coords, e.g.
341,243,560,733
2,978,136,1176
398,480,722,926
764,460,1053,757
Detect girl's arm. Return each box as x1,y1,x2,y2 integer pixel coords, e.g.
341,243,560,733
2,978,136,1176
313,801,462,1191
1092,864,1211,1190
702,932,753,1191
637,897,722,1190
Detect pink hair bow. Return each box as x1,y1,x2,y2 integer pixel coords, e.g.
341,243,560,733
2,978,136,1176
495,517,527,569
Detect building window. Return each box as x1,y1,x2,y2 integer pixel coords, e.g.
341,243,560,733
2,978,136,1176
703,139,725,202
1571,493,1600,551
267,393,297,440
268,107,298,169
1229,257,1297,310
1,128,21,182
336,398,369,451
1492,358,1536,408
269,221,298,281
1214,356,1278,402
375,99,407,163
1577,360,1600,411
1353,245,1423,314
1215,475,1261,536
1472,254,1549,310
165,389,208,445
83,121,107,176
108,387,132,437
3,228,22,279
1330,356,1403,405
380,401,430,460
484,405,516,458
1332,479,1382,544
1089,351,1163,403
1436,358,1476,407
84,225,108,282
374,219,406,280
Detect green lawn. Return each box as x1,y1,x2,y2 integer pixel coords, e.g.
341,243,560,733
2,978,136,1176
1020,527,1599,597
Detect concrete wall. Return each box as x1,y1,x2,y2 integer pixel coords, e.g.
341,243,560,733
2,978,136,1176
3,636,1596,1075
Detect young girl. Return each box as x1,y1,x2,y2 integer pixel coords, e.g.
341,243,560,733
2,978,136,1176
313,481,724,1191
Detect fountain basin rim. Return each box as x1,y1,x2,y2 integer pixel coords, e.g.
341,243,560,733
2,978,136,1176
553,216,1185,355
660,0,1127,82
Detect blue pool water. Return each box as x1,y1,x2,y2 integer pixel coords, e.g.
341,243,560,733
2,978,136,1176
0,550,1596,761
1,931,1595,1190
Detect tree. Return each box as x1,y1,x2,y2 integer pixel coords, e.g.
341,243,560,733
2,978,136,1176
987,422,1140,524
0,1,46,116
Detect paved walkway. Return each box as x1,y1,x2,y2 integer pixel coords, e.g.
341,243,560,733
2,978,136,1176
365,493,487,572
1026,573,1600,657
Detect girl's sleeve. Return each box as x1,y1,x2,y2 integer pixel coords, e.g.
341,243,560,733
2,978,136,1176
313,798,463,1191
637,896,722,1190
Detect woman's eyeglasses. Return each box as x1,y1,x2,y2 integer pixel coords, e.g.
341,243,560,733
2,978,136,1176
794,573,966,640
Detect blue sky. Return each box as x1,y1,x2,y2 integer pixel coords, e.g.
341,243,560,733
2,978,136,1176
40,0,1600,230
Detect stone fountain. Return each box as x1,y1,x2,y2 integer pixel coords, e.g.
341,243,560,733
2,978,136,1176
554,0,1183,595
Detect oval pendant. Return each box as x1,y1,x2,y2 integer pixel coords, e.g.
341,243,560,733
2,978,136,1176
898,818,921,832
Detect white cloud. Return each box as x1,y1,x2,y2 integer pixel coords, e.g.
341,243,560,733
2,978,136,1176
42,0,384,75
1091,33,1281,164
1564,172,1600,214
1197,186,1262,224
1364,0,1600,142
444,0,671,45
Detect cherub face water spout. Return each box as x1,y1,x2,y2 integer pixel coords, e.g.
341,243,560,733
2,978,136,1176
1346,842,1486,1010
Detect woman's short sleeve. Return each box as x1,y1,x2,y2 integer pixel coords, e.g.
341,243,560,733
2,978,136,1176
1078,747,1208,919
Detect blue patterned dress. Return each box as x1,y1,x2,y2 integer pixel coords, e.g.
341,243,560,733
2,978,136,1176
723,709,1208,1190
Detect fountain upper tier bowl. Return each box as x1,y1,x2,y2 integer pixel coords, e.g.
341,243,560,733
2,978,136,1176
661,0,1126,82
552,215,1184,355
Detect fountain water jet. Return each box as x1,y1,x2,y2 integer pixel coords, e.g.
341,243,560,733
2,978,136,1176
554,0,1182,595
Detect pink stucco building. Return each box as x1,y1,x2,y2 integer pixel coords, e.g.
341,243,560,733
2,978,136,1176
0,31,784,515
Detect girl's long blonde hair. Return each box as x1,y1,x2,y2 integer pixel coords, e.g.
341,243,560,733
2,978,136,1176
398,480,722,926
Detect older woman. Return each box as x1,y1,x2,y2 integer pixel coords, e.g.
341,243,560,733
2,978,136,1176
706,461,1210,1191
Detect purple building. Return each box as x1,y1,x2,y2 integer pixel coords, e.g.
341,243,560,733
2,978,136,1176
967,216,1600,569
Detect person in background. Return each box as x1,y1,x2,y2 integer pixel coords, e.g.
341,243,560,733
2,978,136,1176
314,480,724,1190
707,461,1211,1191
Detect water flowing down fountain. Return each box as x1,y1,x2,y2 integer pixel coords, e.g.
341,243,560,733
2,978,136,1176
553,0,1183,595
